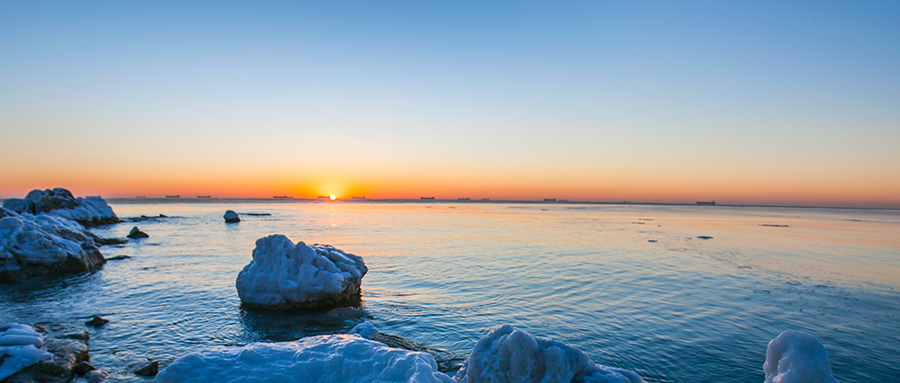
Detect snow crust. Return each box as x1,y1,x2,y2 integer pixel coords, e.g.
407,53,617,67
0,323,52,380
349,321,379,340
154,333,454,383
455,325,643,383
2,188,117,225
764,330,839,383
0,208,101,270
235,234,367,308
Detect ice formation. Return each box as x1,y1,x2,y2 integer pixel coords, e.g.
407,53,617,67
349,321,379,340
224,210,240,223
2,188,118,227
764,330,839,383
0,207,105,280
455,325,644,383
153,333,454,383
0,323,53,380
235,234,367,309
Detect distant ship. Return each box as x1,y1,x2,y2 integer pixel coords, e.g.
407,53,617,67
197,195,211,199
559,199,568,202
696,201,716,206
273,196,293,199
421,197,435,200
544,198,556,202
166,195,180,199
317,196,330,199
135,196,146,199
458,197,470,201
351,196,366,199
481,198,490,201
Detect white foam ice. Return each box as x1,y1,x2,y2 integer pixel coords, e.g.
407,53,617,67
454,325,644,383
154,333,454,383
764,330,839,383
0,323,52,380
235,234,367,308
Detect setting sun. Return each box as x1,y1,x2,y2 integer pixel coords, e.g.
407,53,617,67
329,194,336,201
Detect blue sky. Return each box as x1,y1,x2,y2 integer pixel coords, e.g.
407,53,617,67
1,1,898,206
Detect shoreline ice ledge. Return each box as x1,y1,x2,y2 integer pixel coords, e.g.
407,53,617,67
2,188,119,227
235,234,367,310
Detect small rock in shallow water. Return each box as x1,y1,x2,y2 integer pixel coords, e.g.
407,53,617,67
127,227,149,239
84,316,109,327
135,361,159,376
74,361,96,375
105,255,131,261
697,236,713,240
85,369,108,382
224,210,240,223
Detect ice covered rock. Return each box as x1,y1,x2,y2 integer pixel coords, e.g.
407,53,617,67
224,210,240,223
154,333,453,383
455,325,643,383
235,234,367,310
2,188,119,227
349,321,379,339
0,323,53,381
0,208,106,282
127,226,149,239
4,323,91,382
764,330,839,383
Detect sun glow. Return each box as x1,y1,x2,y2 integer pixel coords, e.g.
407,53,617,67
329,194,336,201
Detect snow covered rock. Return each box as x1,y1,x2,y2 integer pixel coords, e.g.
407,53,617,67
235,234,368,310
764,330,839,383
455,325,643,383
2,188,119,227
154,333,454,383
3,323,91,382
0,208,106,282
0,323,52,381
224,210,240,223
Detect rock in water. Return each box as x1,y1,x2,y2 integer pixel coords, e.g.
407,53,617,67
454,325,644,383
85,369,108,382
764,330,839,383
0,208,106,283
126,227,149,239
223,210,240,223
0,323,52,381
2,188,119,227
73,361,96,375
84,316,109,327
135,361,159,376
235,234,367,310
154,334,453,383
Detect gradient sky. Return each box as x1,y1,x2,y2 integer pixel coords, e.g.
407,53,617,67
1,1,898,207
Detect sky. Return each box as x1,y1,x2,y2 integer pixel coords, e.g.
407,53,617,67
1,1,898,207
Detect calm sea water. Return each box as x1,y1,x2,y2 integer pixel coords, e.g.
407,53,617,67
2,202,898,382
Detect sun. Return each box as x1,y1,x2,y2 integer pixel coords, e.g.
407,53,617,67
329,194,336,201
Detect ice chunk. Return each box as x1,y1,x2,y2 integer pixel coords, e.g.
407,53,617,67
349,321,378,340
154,333,454,383
455,325,643,383
0,323,52,380
764,330,839,383
235,234,367,309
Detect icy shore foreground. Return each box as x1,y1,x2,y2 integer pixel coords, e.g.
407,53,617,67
150,324,839,383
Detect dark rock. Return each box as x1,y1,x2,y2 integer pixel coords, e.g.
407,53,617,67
126,227,149,239
105,255,131,261
158,214,167,218
85,370,108,383
224,210,240,223
648,240,658,243
134,361,159,377
697,236,714,240
372,333,462,373
85,316,109,327
74,361,96,375
93,237,128,246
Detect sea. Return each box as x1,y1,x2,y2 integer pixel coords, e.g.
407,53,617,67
1,201,898,382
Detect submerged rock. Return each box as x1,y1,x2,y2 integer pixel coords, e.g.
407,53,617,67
85,369,108,382
454,325,644,383
154,333,452,383
223,210,240,223
764,330,839,383
0,208,106,283
73,360,96,375
2,188,119,227
84,316,109,328
350,322,462,372
134,361,158,377
126,227,149,239
235,235,367,310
